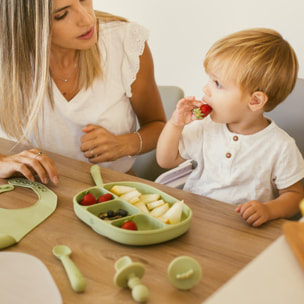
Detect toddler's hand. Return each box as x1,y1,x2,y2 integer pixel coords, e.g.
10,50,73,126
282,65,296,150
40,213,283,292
235,200,270,227
170,96,203,127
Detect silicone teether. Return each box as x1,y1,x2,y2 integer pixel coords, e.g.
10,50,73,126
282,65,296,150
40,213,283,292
114,256,149,303
168,256,202,290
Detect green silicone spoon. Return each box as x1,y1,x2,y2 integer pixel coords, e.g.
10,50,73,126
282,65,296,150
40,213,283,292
53,245,86,293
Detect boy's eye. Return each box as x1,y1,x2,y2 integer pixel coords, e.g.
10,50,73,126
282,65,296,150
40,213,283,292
214,80,222,88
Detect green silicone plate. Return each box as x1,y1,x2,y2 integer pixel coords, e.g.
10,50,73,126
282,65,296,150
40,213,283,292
73,165,192,246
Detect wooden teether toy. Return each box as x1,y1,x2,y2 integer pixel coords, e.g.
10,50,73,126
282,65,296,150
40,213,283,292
114,256,149,303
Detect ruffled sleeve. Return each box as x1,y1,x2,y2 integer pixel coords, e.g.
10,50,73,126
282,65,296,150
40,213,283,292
122,22,149,97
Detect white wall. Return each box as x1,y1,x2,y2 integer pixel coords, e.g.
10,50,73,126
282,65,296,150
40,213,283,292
93,0,304,98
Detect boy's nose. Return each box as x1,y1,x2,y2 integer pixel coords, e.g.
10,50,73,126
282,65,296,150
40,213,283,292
202,83,210,96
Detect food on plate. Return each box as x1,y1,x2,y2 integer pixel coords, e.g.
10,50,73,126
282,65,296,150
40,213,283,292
99,208,128,220
121,220,138,230
149,203,169,218
80,192,97,206
119,189,141,204
97,193,113,203
137,193,160,204
133,201,149,214
193,103,212,119
147,199,165,210
110,185,136,196
80,192,113,205
159,200,184,224
109,185,184,224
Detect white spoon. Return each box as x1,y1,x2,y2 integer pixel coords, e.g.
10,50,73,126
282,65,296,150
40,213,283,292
53,245,86,293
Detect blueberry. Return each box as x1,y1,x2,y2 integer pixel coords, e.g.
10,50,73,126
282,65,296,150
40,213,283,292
117,209,128,217
107,210,116,217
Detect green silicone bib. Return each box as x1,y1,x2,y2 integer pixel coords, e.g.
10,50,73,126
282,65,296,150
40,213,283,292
0,178,57,249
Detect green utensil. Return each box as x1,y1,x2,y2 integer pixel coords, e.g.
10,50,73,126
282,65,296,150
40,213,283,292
52,245,86,293
0,178,57,250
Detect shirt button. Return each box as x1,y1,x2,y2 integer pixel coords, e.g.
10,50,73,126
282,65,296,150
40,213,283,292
226,152,232,158
233,136,239,141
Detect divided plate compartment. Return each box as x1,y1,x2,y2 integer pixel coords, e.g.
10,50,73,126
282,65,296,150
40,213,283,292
73,182,192,246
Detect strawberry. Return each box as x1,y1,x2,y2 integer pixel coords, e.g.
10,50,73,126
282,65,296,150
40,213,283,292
97,193,113,203
121,220,138,230
80,192,97,206
193,104,212,119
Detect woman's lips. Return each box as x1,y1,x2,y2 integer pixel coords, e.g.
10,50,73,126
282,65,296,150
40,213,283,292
77,26,95,40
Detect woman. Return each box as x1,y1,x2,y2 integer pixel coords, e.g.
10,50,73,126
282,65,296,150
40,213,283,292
0,0,166,185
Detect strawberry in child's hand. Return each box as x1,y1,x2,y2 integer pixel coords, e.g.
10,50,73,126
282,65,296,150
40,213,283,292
193,104,212,119
80,192,96,206
97,193,113,203
121,220,138,230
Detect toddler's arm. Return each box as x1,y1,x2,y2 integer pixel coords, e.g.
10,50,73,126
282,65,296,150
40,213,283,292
235,180,304,227
156,96,202,169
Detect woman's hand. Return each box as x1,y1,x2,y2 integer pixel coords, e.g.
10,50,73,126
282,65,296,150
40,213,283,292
80,42,167,164
170,97,203,127
0,149,59,185
81,124,127,163
235,200,270,227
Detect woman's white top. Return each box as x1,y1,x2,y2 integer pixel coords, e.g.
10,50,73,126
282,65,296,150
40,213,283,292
0,21,149,173
179,116,304,205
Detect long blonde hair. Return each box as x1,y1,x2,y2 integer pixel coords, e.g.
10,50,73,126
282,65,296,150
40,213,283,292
204,28,298,111
0,0,127,142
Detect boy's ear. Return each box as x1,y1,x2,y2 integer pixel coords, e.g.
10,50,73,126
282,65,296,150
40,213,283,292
248,91,268,111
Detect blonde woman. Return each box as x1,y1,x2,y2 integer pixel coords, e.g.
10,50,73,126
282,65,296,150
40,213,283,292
0,0,166,185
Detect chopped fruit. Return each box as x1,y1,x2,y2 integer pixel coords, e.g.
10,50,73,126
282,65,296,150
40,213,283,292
108,184,186,224
147,199,165,210
137,193,161,204
110,185,136,195
149,203,169,218
120,190,141,204
97,193,113,203
162,200,184,224
121,220,138,230
193,104,212,119
134,201,149,214
80,192,96,206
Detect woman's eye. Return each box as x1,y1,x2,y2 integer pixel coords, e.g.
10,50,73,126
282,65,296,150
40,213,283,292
54,11,68,20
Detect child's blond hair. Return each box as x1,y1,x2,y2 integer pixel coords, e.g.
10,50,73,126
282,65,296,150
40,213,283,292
204,28,298,111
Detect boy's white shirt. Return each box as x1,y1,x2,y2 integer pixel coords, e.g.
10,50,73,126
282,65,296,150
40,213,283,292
179,116,304,205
